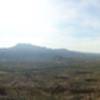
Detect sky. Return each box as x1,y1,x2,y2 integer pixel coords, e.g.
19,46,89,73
0,0,100,53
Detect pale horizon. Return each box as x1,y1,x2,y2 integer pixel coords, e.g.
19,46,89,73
0,0,100,53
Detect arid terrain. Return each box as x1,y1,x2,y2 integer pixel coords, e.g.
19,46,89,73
0,44,100,100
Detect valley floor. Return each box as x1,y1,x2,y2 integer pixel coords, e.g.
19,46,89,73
0,61,100,100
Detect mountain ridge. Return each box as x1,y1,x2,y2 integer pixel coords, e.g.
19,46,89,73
0,43,100,62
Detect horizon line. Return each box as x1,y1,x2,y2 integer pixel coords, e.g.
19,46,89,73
0,43,99,54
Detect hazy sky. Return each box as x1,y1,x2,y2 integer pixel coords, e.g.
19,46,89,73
0,0,100,53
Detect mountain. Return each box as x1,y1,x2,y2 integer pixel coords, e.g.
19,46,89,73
0,43,100,62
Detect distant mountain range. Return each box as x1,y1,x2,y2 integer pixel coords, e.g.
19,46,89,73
0,43,100,62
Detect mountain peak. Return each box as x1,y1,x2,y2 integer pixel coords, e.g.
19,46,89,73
14,43,34,48
11,43,40,51
11,43,49,51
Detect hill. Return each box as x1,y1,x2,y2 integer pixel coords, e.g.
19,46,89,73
0,43,100,62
